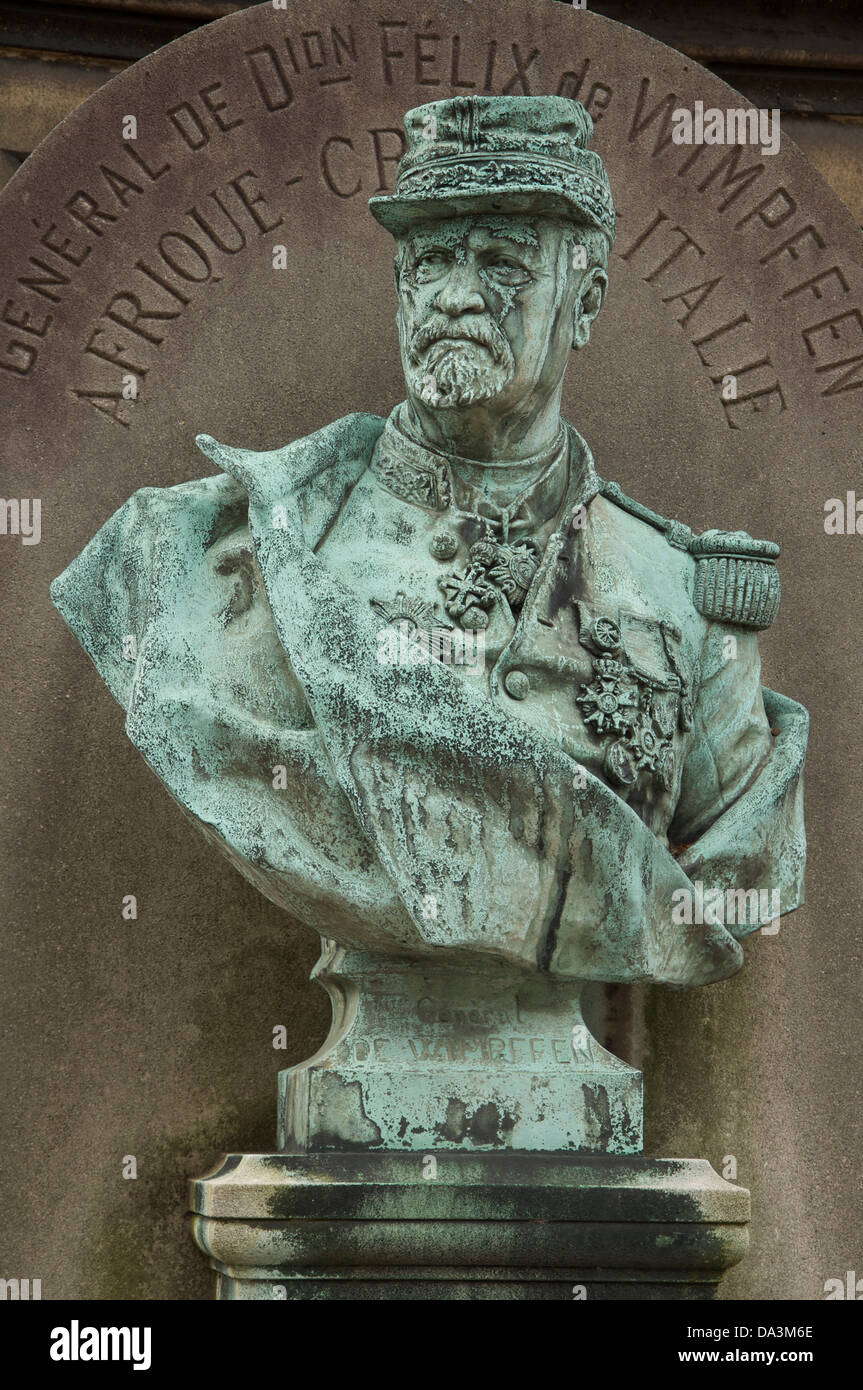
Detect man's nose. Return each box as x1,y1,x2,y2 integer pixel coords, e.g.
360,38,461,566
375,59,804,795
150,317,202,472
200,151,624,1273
433,260,486,316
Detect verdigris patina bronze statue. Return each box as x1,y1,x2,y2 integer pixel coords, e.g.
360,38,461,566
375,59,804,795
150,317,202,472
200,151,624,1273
51,96,807,1167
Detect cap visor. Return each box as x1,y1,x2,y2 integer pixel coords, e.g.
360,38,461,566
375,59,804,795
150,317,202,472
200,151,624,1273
369,185,604,236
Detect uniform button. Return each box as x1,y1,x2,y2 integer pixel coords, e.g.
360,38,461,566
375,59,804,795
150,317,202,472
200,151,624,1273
504,669,530,700
429,530,458,560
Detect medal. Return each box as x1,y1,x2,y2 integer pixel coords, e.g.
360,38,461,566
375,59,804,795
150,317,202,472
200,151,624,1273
439,522,541,629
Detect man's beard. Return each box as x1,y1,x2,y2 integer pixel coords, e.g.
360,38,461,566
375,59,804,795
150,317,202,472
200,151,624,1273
404,313,516,408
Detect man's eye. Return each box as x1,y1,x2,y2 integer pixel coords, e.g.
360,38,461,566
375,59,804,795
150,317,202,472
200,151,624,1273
415,252,448,270
485,259,530,279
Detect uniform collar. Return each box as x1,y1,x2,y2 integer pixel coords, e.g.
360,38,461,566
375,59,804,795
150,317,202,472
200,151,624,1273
370,402,599,537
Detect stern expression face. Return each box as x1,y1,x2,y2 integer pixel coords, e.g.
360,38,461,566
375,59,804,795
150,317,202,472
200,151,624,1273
395,214,608,424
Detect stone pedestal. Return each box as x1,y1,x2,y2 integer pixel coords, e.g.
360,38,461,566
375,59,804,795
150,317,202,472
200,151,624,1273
278,943,642,1155
189,1152,749,1300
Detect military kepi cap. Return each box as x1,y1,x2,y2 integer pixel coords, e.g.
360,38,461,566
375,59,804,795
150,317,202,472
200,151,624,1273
369,94,615,242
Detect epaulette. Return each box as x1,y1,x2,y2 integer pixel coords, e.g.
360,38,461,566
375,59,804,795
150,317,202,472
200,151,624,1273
689,528,780,630
599,480,781,630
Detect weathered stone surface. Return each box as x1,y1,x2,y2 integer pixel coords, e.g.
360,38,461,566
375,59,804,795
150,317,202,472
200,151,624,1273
190,1151,749,1300
278,946,642,1153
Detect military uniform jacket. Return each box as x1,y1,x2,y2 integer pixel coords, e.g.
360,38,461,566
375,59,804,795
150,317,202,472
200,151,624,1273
51,409,808,987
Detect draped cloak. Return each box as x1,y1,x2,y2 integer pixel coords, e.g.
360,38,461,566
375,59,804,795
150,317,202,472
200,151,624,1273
51,411,808,986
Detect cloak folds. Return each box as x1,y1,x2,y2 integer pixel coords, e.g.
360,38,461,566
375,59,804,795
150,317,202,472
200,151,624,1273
51,413,808,986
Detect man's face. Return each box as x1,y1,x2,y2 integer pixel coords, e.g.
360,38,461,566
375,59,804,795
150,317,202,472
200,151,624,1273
396,214,605,420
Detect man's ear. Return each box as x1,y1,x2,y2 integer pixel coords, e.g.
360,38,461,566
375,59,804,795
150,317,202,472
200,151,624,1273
572,267,608,350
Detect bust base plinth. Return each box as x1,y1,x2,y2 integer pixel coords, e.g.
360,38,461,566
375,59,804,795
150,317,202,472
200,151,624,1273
189,1152,749,1301
279,948,643,1155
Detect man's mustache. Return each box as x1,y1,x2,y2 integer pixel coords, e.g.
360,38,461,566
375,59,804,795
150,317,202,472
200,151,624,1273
409,315,508,363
